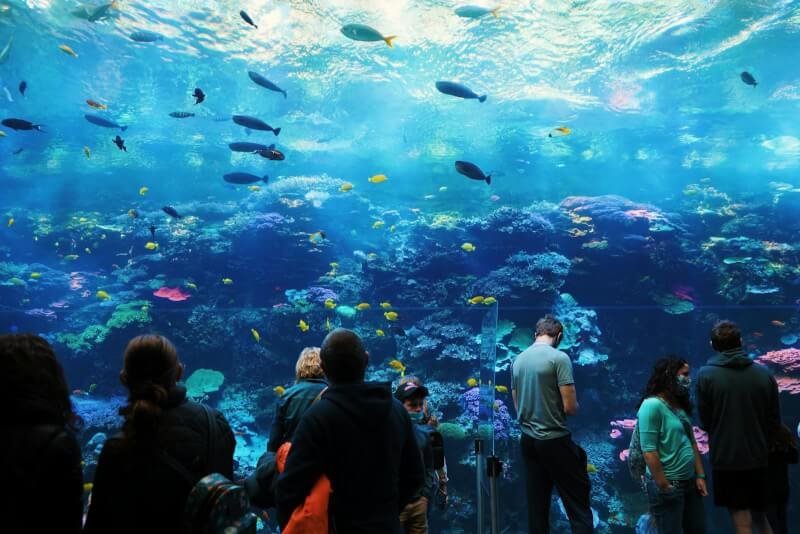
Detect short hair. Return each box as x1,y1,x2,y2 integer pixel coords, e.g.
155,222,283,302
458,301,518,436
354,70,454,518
320,329,367,384
710,320,741,351
399,375,422,387
295,347,323,380
535,314,563,338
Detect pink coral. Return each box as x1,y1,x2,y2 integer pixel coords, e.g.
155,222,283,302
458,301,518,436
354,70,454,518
610,429,622,439
776,376,800,395
693,427,709,455
619,449,630,462
757,348,800,373
610,419,637,431
153,286,191,302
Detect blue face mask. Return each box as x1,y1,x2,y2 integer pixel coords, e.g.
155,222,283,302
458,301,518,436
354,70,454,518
677,375,691,391
409,411,425,423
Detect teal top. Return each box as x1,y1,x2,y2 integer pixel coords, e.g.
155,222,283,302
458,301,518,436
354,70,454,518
636,397,696,481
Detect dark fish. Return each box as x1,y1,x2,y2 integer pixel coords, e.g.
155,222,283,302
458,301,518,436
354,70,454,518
455,160,491,184
87,2,117,22
113,135,126,151
18,81,26,96
2,118,43,131
162,206,181,219
232,115,280,135
435,81,486,102
12,148,24,155
239,10,257,28
223,172,269,184
149,225,156,241
248,71,287,98
85,114,127,130
390,326,406,337
229,141,269,152
192,87,205,104
255,144,285,161
130,30,163,43
169,111,195,118
740,71,757,87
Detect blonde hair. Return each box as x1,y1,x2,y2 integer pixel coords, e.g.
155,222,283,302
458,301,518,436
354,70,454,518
295,346,323,380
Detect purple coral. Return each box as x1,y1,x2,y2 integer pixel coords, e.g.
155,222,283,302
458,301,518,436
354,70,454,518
459,387,512,440
474,252,570,297
251,212,286,230
305,286,339,303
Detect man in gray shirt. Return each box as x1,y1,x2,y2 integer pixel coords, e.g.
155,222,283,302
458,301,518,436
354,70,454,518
512,315,593,533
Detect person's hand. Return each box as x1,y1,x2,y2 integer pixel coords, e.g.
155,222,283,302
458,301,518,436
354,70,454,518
657,479,674,492
696,477,708,497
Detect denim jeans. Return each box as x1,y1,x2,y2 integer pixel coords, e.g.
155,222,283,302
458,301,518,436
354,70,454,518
645,478,706,534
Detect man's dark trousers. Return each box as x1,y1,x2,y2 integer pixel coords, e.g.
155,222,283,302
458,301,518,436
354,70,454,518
521,434,593,533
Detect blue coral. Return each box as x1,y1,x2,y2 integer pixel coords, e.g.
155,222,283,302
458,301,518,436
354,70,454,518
473,252,571,297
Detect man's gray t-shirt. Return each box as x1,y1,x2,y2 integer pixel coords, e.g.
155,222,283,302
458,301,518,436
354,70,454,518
512,342,575,440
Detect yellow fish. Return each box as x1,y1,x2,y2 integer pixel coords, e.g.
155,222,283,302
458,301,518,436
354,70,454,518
83,483,93,492
222,278,233,285
325,318,332,331
340,182,353,192
368,174,388,184
367,252,378,260
372,220,385,229
64,254,79,261
549,126,571,137
186,282,198,290
384,311,398,321
439,186,447,192
388,359,406,377
376,329,385,337
380,302,392,309
461,242,476,252
248,185,261,192
468,296,485,305
86,99,107,110
356,303,370,311
466,377,478,388
586,464,598,474
330,262,339,269
495,385,508,394
59,44,78,58
144,241,158,250
274,385,286,396
96,290,110,301
139,186,149,196
251,328,261,343
0,130,6,137
83,146,91,159
324,298,336,309
298,319,309,332
29,272,41,279
568,228,588,238
7,217,13,227
482,296,497,305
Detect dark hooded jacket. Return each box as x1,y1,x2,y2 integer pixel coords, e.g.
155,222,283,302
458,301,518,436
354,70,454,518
696,347,781,470
268,377,327,453
276,381,425,533
83,386,235,534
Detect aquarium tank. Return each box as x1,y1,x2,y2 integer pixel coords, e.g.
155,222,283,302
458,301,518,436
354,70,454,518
1,0,799,532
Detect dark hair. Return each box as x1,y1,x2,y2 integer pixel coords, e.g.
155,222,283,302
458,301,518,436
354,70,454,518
535,314,563,338
320,328,367,384
119,334,180,444
0,333,81,430
711,320,741,351
637,356,692,414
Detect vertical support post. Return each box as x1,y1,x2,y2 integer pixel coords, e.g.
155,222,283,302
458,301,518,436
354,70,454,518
486,455,503,534
475,438,485,533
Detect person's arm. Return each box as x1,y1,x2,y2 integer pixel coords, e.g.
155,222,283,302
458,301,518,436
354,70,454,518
398,409,425,509
559,385,578,416
695,372,711,431
511,367,519,413
267,398,285,454
556,354,578,416
275,411,325,527
691,441,708,496
213,410,236,479
638,401,672,491
767,375,782,445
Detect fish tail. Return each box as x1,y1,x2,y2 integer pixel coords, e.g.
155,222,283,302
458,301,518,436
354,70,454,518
34,124,45,132
491,7,501,17
478,94,487,103
486,175,492,185
282,90,287,99
273,127,281,136
121,125,128,131
263,175,270,183
384,35,397,47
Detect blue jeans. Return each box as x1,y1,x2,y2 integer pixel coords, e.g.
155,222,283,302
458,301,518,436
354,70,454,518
645,478,706,534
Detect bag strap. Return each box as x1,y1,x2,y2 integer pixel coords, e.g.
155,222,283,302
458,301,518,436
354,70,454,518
202,404,215,467
154,404,217,486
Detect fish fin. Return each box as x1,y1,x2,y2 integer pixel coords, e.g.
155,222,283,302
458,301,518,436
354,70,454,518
384,35,397,47
34,124,45,132
245,128,251,136
121,125,128,131
491,7,501,17
478,95,487,103
268,144,275,149
263,175,270,183
486,175,492,185
282,90,287,98
273,127,281,136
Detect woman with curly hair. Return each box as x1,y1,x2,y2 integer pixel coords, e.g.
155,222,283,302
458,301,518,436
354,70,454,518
637,356,708,534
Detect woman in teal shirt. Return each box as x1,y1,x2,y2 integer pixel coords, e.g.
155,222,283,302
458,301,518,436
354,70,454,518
637,357,708,533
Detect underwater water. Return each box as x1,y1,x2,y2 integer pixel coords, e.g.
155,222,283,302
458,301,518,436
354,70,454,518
2,0,800,531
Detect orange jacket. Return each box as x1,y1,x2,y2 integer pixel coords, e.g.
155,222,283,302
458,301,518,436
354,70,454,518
276,442,331,534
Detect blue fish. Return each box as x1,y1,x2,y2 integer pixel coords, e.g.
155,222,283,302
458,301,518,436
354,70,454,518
223,172,269,185
248,71,287,98
2,118,44,131
435,81,486,102
454,5,501,18
130,30,163,43
740,71,757,87
232,115,280,136
85,114,127,131
240,10,257,29
229,141,269,152
455,160,491,184
162,206,181,219
340,24,397,47
18,80,26,96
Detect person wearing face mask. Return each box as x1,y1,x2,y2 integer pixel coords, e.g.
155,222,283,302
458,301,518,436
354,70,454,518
511,314,593,533
636,357,708,533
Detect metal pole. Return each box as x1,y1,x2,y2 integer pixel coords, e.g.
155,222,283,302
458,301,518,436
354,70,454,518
475,439,484,533
486,455,503,534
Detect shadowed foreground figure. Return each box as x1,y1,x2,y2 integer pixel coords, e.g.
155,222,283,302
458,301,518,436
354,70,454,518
276,328,425,533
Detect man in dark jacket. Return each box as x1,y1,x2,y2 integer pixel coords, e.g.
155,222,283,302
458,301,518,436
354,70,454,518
696,320,781,534
276,328,426,533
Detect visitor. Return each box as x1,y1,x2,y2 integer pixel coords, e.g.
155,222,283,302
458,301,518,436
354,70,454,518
636,356,707,534
696,320,781,534
276,328,425,533
268,346,327,453
764,424,798,534
83,334,236,533
0,333,84,534
511,314,593,533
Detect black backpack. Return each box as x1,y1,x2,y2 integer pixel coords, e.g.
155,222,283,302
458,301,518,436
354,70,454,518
155,404,257,534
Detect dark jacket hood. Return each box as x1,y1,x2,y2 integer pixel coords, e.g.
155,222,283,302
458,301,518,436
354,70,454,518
707,347,753,369
322,381,394,428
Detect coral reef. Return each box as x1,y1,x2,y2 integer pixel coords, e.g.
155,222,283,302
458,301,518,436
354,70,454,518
757,348,800,373
185,368,225,399
472,252,570,298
